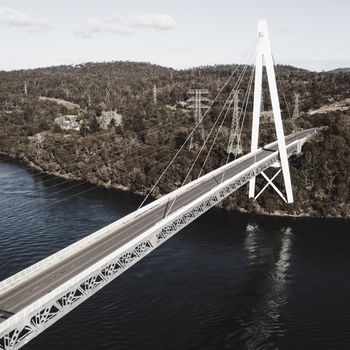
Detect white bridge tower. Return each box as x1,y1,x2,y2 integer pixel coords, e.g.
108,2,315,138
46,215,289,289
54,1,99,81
248,19,294,203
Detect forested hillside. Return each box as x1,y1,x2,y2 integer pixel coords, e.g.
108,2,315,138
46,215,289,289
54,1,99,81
0,61,349,218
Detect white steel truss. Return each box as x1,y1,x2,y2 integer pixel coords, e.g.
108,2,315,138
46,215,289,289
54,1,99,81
249,19,294,203
254,169,287,202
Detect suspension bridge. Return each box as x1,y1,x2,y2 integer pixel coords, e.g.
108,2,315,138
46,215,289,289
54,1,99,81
0,19,321,349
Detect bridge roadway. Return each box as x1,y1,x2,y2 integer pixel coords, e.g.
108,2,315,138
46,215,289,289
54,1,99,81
0,129,316,317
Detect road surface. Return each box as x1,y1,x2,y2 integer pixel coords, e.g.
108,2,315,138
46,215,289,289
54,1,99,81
0,129,317,317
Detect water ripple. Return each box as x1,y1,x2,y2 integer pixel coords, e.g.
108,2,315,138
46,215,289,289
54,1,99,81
0,161,350,349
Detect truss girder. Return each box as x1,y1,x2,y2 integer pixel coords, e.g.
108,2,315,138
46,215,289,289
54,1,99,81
0,138,308,350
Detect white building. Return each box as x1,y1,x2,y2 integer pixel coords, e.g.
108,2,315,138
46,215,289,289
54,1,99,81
54,115,81,131
98,110,123,129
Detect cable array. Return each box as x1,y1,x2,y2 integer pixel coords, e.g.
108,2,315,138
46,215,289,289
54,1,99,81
138,39,258,209
1,39,259,224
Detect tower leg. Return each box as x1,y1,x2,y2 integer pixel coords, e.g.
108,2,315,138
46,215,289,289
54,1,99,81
249,19,294,203
248,47,263,198
264,52,293,203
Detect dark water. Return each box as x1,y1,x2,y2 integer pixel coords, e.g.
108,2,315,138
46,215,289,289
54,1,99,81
0,159,349,350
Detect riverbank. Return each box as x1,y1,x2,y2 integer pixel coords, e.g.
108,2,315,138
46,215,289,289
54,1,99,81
1,150,348,220
1,155,350,350
0,61,349,220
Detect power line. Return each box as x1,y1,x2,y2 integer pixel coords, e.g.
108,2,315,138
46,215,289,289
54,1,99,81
273,60,292,119
138,38,259,209
186,63,251,184
219,65,256,183
164,64,254,217
0,147,170,219
204,65,255,181
0,146,169,214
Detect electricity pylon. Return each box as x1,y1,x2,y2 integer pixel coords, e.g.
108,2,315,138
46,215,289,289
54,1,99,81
153,85,157,105
187,89,210,150
292,93,300,119
227,90,242,156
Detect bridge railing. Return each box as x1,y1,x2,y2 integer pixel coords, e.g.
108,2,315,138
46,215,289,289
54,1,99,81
0,129,318,296
0,141,262,294
0,129,323,350
0,134,317,342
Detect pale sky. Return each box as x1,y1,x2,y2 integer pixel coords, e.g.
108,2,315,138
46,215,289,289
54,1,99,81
0,0,349,72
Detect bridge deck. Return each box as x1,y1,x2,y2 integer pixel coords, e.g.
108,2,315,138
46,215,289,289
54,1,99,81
0,129,315,317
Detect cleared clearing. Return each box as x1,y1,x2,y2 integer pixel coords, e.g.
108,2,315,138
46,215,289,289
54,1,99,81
39,96,80,110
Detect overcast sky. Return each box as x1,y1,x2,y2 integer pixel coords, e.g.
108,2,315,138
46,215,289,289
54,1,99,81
0,0,348,72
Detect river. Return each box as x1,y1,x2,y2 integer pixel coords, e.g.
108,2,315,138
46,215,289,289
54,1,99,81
0,158,349,349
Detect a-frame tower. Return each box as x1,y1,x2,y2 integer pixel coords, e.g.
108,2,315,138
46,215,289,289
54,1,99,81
248,19,294,203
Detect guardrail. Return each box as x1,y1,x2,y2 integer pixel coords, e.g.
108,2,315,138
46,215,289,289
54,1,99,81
0,129,319,296
0,132,320,350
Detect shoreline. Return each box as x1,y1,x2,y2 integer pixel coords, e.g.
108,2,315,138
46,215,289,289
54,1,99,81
1,152,347,221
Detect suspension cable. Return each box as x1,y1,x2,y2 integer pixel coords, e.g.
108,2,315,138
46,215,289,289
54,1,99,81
138,39,259,210
273,56,292,118
162,65,252,217
162,57,257,217
198,68,254,178
4,185,100,223
0,147,170,216
219,65,256,183
1,42,260,222
0,107,232,209
183,63,251,185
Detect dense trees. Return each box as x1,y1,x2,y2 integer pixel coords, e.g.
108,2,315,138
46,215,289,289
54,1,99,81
0,61,349,218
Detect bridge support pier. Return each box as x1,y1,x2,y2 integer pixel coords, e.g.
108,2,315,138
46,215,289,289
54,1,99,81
248,19,294,203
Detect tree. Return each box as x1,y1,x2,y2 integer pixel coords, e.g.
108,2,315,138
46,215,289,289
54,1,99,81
89,116,100,133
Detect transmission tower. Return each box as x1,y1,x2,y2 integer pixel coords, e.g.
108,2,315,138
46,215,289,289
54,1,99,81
227,90,242,156
292,93,300,119
187,89,210,150
153,85,157,105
